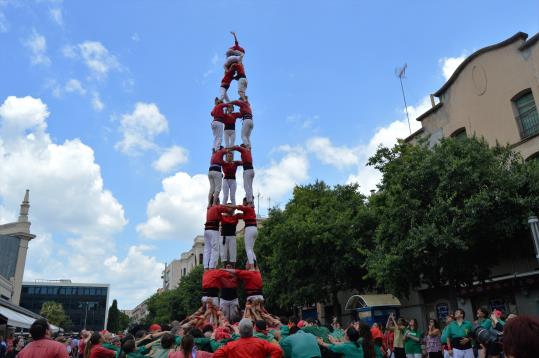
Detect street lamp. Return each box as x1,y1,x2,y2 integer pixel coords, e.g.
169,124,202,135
527,216,539,263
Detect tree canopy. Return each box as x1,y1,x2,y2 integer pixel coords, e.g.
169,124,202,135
366,137,539,297
40,301,70,329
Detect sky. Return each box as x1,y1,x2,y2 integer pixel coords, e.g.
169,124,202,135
0,0,537,309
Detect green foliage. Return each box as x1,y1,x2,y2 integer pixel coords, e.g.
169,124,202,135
145,265,204,324
366,137,539,297
107,299,120,332
257,181,377,310
40,301,70,328
118,310,130,331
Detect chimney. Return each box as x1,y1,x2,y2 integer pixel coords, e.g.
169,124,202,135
18,190,30,223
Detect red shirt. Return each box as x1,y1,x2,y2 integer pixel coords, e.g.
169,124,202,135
211,103,228,121
223,112,241,130
236,270,263,291
88,345,115,358
202,269,223,289
236,205,256,226
232,62,246,78
230,100,252,118
230,41,245,54
213,337,282,358
221,66,236,88
18,338,70,358
205,205,229,230
217,269,238,288
222,161,242,179
210,148,227,166
233,146,253,166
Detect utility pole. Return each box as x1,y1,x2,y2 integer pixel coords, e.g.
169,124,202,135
256,192,262,217
267,196,271,216
396,64,412,135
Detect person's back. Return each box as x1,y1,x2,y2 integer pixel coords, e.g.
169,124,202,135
213,336,281,358
280,330,321,358
18,319,69,358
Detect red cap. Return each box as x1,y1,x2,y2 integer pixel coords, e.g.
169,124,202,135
149,324,162,332
297,320,306,328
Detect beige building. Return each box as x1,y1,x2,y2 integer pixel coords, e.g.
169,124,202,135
399,31,539,329
0,190,35,305
162,235,204,291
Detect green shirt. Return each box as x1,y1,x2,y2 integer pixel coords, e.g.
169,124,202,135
403,329,422,354
374,345,383,358
327,341,364,358
477,318,492,329
127,352,147,358
280,331,322,358
445,320,473,339
330,328,345,340
302,326,331,343
101,343,120,357
254,332,276,343
280,325,290,339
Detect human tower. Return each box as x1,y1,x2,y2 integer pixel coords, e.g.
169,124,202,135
180,32,279,329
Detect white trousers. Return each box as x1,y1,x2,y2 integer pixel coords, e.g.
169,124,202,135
243,168,255,203
241,118,253,147
224,129,235,147
238,78,248,97
220,298,240,323
222,179,237,205
211,121,224,150
452,348,474,358
203,229,220,269
208,170,223,204
224,54,242,68
220,235,237,262
244,226,258,264
219,87,230,103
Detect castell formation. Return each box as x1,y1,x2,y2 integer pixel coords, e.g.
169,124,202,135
179,32,280,329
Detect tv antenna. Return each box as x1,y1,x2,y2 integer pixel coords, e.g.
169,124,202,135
395,64,412,135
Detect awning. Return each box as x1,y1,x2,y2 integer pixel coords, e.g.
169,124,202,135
0,305,36,329
344,294,401,311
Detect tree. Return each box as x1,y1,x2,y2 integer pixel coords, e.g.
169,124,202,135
107,299,120,332
366,137,539,297
256,181,377,315
118,310,130,331
40,301,70,328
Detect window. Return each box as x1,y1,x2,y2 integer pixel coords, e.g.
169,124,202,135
451,128,467,141
199,254,203,266
514,90,539,138
28,287,35,294
183,268,186,276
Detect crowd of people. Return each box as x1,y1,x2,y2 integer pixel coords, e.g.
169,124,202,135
3,310,539,358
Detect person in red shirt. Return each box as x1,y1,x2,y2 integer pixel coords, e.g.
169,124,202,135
213,318,282,358
18,318,69,358
211,99,230,151
220,209,242,265
222,152,243,205
235,198,258,268
216,268,240,323
220,66,235,103
204,202,230,269
208,147,228,207
230,97,253,148
224,31,245,69
85,332,115,358
223,108,242,148
232,61,248,101
232,145,254,204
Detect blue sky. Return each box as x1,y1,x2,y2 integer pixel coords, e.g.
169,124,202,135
0,0,537,309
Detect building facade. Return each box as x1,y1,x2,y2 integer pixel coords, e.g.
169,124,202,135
20,280,110,332
401,31,539,329
162,235,204,291
130,301,148,324
0,190,35,305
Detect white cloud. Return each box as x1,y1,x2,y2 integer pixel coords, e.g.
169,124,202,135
92,91,104,111
115,102,169,155
0,95,162,309
440,54,467,81
63,41,121,79
49,7,63,26
24,31,51,66
152,145,189,173
64,79,86,95
0,11,7,33
211,53,219,65
306,137,359,169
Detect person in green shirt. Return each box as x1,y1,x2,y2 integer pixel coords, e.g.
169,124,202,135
280,326,321,358
118,339,146,358
403,318,422,358
318,326,364,358
445,308,474,358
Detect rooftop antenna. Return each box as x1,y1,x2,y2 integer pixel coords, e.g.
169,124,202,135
256,192,262,217
395,64,412,135
267,196,271,216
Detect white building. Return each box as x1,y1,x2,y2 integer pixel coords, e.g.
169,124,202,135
162,235,204,291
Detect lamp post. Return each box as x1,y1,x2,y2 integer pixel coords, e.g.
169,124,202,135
527,216,539,263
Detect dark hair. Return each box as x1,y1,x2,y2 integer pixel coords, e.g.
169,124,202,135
290,316,299,325
455,308,466,318
84,332,102,358
503,315,539,358
429,318,440,329
134,330,147,339
29,318,49,340
305,318,314,324
346,327,360,348
118,339,136,358
181,334,195,357
255,320,267,331
289,326,300,335
160,333,174,349
477,307,489,317
408,318,418,331
280,316,289,325
358,322,375,358
189,328,203,338
202,324,214,334
397,318,407,326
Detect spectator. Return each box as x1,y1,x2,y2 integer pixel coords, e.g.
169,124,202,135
424,319,442,358
404,318,422,358
0,336,6,358
17,318,69,358
84,332,115,358
502,315,539,358
318,326,362,357
169,334,213,358
280,325,321,358
442,309,473,358
213,318,282,357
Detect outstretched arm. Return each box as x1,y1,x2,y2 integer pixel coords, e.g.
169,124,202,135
231,31,238,45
